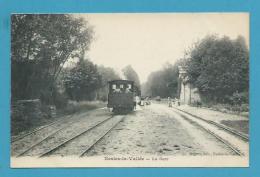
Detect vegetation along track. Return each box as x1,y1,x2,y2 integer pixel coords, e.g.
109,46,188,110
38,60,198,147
172,107,249,142
172,108,247,156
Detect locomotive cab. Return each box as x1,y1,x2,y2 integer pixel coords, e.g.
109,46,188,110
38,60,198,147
107,80,135,113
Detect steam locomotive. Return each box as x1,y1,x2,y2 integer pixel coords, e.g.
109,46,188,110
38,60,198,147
107,80,136,113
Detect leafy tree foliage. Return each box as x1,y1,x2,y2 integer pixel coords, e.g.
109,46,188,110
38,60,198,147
186,35,249,103
63,59,101,101
11,14,93,102
142,62,181,98
97,65,121,101
122,65,141,95
98,65,121,87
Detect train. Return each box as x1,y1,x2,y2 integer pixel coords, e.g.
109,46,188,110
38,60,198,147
107,80,136,113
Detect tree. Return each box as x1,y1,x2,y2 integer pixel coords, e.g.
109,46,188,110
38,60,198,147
64,59,101,101
98,65,121,87
96,65,121,101
186,35,249,103
142,61,181,98
11,14,93,102
122,65,141,95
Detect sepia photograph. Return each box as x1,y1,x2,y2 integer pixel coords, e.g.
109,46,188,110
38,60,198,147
10,13,249,167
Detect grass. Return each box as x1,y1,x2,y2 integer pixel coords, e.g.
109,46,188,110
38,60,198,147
59,100,106,115
206,103,249,117
154,98,249,117
221,120,249,135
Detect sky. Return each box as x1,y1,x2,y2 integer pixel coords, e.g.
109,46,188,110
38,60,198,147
77,13,249,83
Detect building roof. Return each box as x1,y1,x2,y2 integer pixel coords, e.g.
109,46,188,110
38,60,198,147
108,80,134,84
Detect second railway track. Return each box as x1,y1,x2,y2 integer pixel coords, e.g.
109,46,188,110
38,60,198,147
172,107,249,141
12,109,109,157
40,115,124,157
171,107,248,156
177,113,244,156
79,115,125,157
15,114,124,158
11,114,75,143
12,108,106,143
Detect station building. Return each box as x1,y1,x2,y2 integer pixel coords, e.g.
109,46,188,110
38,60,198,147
178,66,201,105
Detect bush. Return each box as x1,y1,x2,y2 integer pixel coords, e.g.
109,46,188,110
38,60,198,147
11,99,47,135
210,103,249,114
227,91,248,105
240,103,249,112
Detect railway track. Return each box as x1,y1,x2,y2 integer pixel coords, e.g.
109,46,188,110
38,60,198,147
12,114,79,157
12,109,108,157
177,113,243,156
172,107,249,141
11,114,74,143
39,115,121,157
12,108,106,143
79,115,125,157
16,125,72,157
171,107,248,156
15,114,124,158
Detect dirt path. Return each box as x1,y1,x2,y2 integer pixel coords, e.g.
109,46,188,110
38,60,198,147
86,104,234,156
